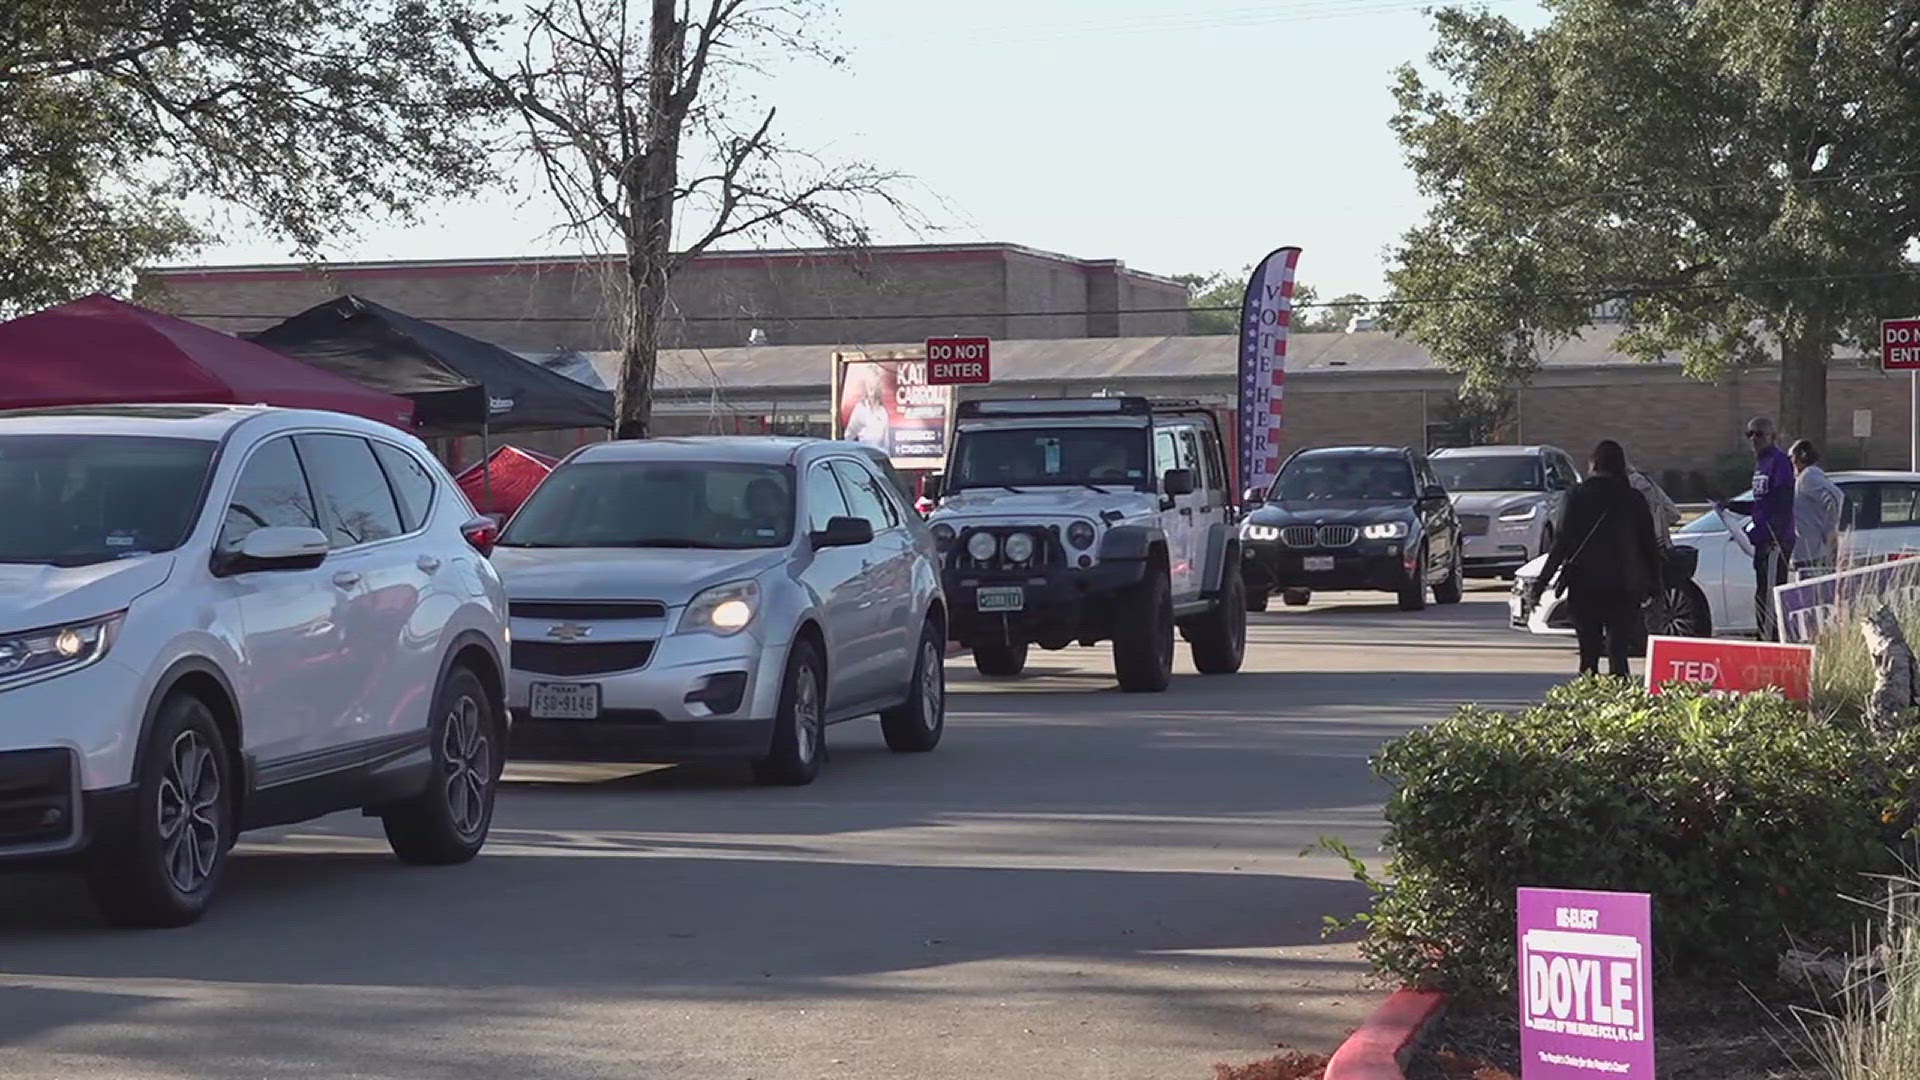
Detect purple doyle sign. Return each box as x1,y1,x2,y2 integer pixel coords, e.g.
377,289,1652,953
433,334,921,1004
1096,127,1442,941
1517,888,1654,1078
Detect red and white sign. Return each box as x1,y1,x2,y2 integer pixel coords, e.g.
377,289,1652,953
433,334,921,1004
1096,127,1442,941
925,337,992,385
1883,318,1920,371
1645,636,1814,702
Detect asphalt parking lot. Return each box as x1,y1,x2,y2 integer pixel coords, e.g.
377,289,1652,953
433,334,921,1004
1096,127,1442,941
0,586,1570,1080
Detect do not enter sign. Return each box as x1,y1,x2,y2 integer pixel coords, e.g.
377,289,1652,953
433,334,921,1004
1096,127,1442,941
925,337,992,385
1884,318,1920,371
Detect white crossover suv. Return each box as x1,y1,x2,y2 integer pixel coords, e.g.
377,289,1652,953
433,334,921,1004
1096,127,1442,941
0,405,509,927
493,436,947,786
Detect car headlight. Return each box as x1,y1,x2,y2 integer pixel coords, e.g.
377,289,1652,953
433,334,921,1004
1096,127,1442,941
0,613,123,685
1003,531,1035,563
679,580,758,636
1362,521,1410,540
1498,504,1539,522
1244,523,1281,541
966,531,998,561
931,522,956,547
1067,521,1096,549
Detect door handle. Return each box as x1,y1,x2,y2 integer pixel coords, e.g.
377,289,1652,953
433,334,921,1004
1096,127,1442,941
331,571,362,589
417,555,442,573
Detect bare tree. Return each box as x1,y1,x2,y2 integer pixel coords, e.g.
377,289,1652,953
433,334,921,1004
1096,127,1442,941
458,0,913,438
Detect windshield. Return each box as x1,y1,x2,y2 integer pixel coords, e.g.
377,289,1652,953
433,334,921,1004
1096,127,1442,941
0,435,216,566
500,461,796,550
1274,456,1415,502
1679,491,1752,535
1432,454,1542,492
950,426,1149,490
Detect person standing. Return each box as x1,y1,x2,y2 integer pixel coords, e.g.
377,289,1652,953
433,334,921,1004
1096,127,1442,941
1789,439,1843,579
1745,417,1796,639
1625,457,1681,546
1532,440,1662,678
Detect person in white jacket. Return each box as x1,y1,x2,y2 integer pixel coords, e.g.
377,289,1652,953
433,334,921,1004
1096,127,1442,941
1626,461,1681,546
1789,439,1844,578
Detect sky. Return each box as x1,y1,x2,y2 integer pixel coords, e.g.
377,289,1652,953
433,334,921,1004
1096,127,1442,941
196,0,1549,300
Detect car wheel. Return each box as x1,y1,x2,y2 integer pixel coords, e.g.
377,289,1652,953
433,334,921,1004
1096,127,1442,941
1113,566,1175,692
88,692,233,928
754,639,826,786
972,638,1028,677
1397,546,1429,612
382,666,500,865
1246,588,1271,612
1645,584,1712,639
1282,587,1312,607
1189,561,1247,675
881,618,946,752
1433,545,1465,605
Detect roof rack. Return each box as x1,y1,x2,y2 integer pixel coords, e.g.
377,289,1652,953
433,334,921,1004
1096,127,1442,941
955,397,1152,418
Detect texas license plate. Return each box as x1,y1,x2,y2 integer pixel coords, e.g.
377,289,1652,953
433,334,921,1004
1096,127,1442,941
976,586,1025,612
1303,556,1335,572
530,682,600,720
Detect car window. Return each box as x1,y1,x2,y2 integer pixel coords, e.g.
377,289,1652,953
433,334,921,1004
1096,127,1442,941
219,437,319,553
0,435,218,567
370,441,436,533
1874,483,1920,529
1432,454,1544,492
1199,428,1227,493
294,434,404,549
832,459,898,531
1275,455,1416,502
951,425,1149,490
1550,453,1580,488
1155,425,1195,480
501,460,794,549
1177,428,1206,487
807,461,852,531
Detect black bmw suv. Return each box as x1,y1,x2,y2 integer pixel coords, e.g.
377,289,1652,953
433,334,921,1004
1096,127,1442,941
1238,446,1464,612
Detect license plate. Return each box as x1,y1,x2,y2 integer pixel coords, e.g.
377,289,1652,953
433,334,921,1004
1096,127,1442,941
976,585,1025,612
1304,556,1335,572
530,682,600,720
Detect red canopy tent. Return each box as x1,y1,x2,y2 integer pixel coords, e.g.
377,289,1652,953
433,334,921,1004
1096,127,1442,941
456,444,559,518
0,295,414,428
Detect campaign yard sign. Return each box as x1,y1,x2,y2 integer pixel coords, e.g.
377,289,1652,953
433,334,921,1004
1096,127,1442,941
1518,888,1654,1079
1775,557,1920,645
1645,636,1815,702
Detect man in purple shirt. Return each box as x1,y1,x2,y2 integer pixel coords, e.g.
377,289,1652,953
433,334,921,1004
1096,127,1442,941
1745,416,1796,639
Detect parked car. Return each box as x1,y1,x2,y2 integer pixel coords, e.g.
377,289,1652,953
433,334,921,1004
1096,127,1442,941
1510,470,1920,639
924,397,1246,691
0,405,510,927
1239,446,1464,611
493,437,947,785
1430,445,1579,578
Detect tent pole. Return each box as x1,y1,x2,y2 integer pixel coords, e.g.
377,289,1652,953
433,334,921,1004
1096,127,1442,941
482,418,494,515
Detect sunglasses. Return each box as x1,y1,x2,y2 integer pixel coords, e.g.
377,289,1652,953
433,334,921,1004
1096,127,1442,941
1745,430,1766,438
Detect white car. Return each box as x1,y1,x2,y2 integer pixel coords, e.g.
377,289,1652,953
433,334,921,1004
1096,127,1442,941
1431,445,1579,578
1512,470,1920,638
494,437,947,786
0,405,509,927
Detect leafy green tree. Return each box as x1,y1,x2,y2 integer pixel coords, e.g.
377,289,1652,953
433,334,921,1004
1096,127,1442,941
2,0,499,313
1385,1,1920,447
1177,272,1363,334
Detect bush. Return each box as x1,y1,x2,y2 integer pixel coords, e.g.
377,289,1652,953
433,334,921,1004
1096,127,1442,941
1343,678,1917,995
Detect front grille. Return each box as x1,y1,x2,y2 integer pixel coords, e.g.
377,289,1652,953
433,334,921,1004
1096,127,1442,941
513,640,656,676
0,749,75,849
1283,525,1358,548
1459,514,1490,537
952,526,1065,571
510,600,667,620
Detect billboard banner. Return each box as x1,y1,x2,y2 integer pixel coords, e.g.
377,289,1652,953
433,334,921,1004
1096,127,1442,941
1237,247,1302,497
1774,556,1920,645
832,352,952,469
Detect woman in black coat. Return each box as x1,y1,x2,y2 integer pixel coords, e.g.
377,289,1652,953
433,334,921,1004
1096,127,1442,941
1532,440,1662,677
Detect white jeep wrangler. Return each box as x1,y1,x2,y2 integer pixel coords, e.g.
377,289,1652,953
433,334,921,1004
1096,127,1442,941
925,397,1247,691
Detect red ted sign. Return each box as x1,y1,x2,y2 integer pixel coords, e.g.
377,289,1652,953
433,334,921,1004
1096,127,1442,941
925,337,991,385
1645,636,1814,702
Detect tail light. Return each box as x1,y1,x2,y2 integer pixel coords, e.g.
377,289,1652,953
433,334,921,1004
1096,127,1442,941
462,516,500,557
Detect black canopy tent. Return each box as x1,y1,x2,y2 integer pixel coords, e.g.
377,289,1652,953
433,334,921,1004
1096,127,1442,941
248,295,615,435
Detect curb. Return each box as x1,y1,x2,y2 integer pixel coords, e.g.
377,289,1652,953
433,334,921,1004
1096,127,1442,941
1323,988,1448,1080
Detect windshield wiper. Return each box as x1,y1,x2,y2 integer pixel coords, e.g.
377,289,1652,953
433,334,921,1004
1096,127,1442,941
616,539,732,549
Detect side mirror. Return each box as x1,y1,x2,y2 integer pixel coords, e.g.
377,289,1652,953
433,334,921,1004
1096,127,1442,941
1162,468,1196,497
810,515,874,550
220,526,329,575
1545,474,1567,492
1421,484,1450,504
922,473,945,501
1242,485,1267,507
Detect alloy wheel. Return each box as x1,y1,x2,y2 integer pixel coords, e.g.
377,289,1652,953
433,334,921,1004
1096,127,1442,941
157,730,223,895
442,693,492,839
921,641,945,729
794,663,822,763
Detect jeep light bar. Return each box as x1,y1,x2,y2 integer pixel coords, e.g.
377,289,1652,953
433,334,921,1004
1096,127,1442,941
956,397,1151,418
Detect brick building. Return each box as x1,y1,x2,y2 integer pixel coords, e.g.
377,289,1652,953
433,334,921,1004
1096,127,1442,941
138,243,1190,353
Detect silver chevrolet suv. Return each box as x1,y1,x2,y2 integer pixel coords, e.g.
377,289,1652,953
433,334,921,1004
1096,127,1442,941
491,437,947,785
925,397,1247,691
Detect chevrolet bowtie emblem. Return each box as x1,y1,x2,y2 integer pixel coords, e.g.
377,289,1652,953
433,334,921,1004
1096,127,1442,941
547,623,592,642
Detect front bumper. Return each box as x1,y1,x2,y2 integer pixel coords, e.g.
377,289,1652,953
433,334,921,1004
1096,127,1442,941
0,748,137,867
506,629,786,762
944,559,1148,649
0,657,148,791
1242,541,1417,594
1462,519,1539,575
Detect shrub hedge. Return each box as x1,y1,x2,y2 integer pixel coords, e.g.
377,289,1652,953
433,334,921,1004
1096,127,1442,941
1342,677,1920,994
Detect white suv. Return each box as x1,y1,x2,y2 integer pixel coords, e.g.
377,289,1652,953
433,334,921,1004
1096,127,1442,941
0,405,510,927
